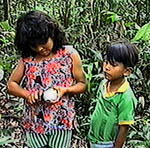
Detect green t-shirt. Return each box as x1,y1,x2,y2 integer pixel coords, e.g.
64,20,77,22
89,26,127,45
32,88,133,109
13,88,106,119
88,80,137,144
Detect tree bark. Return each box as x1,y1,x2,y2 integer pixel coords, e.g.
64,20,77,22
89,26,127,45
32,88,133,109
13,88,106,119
3,0,9,21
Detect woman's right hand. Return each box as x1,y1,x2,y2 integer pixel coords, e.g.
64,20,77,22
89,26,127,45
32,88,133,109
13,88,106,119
26,90,43,104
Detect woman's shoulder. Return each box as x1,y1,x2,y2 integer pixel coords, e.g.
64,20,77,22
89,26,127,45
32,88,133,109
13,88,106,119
21,57,33,63
63,45,78,55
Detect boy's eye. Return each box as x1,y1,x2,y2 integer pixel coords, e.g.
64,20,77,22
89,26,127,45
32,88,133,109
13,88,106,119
104,60,109,64
110,61,119,67
104,60,118,67
111,63,118,67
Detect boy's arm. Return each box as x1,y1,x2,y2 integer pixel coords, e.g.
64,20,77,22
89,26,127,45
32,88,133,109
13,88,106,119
114,125,129,148
115,89,137,148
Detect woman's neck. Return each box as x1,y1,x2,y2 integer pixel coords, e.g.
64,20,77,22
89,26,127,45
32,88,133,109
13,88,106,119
34,52,55,62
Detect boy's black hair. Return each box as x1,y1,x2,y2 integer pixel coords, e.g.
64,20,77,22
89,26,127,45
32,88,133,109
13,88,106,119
106,40,139,68
14,10,68,58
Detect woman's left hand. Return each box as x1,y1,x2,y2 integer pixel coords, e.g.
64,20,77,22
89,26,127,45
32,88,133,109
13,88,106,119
53,86,68,98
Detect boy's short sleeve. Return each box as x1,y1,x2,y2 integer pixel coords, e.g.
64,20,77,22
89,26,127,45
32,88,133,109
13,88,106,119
118,91,137,125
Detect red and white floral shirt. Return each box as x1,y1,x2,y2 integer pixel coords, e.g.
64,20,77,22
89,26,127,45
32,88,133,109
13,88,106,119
21,48,77,134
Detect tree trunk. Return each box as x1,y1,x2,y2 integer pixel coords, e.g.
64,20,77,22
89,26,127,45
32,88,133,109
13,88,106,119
3,0,9,21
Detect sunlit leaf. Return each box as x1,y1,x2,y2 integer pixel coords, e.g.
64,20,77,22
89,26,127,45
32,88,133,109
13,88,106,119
0,21,12,31
0,136,16,146
132,23,150,41
139,96,145,109
0,66,4,81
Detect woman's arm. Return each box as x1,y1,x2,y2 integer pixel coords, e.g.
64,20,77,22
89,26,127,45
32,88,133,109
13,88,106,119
7,59,40,104
55,50,87,97
114,125,129,148
7,59,29,98
68,51,87,93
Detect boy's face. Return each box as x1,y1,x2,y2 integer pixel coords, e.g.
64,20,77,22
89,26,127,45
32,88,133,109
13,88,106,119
103,60,130,81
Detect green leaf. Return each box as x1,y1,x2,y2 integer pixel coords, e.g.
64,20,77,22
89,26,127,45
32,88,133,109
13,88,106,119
142,26,150,41
0,136,11,145
132,23,150,41
139,96,145,109
104,11,121,23
108,14,120,23
0,20,11,31
125,22,135,28
0,66,4,81
34,5,47,13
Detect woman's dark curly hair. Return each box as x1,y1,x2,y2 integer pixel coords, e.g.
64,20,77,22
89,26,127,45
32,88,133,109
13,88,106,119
14,10,68,58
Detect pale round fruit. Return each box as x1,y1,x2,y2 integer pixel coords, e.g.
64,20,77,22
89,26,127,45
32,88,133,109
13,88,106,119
43,88,58,102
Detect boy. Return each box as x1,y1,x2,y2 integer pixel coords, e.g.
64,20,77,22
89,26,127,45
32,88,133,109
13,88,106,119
88,40,139,148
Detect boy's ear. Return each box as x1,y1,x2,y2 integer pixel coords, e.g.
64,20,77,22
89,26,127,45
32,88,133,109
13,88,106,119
124,67,133,77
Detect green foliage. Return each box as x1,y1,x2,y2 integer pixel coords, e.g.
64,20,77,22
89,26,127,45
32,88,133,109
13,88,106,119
0,136,16,146
0,20,13,31
0,21,15,47
132,23,150,41
127,118,150,147
0,20,18,75
0,0,150,147
0,66,4,81
0,55,18,73
101,11,121,23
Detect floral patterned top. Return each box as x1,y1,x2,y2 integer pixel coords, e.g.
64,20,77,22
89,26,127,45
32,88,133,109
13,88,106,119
21,48,77,134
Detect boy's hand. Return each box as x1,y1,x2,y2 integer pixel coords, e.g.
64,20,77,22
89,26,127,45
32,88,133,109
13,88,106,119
26,90,43,104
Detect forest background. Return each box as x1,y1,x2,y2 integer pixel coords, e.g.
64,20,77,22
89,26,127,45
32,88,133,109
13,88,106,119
0,0,150,148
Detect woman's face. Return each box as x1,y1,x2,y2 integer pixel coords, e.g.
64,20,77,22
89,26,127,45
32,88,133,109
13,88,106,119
32,38,54,57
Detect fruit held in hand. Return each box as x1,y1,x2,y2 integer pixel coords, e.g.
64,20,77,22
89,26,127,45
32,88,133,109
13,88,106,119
43,88,58,102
